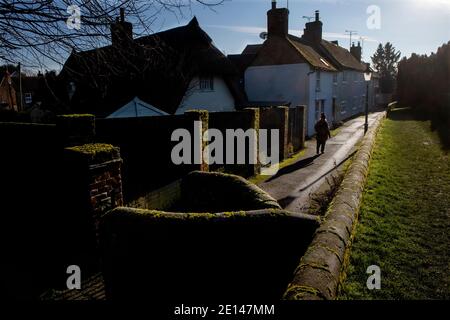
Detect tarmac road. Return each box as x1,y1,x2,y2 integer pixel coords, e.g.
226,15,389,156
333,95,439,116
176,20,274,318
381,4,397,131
258,112,384,214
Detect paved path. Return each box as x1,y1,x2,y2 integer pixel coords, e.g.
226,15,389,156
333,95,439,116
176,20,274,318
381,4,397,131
258,112,384,214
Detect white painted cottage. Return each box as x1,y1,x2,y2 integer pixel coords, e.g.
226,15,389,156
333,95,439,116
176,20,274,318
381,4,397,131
234,1,370,137
60,15,245,118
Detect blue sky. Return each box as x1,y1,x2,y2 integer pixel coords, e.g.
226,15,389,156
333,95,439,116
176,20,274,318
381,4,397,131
153,0,450,62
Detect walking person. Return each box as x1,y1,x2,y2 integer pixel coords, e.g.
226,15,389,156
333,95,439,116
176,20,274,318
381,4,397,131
314,113,331,154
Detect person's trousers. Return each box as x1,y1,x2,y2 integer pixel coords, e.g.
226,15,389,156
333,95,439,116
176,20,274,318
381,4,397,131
317,140,326,154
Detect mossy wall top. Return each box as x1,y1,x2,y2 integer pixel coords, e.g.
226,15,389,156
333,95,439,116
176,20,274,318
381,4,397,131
99,205,320,301
179,171,281,212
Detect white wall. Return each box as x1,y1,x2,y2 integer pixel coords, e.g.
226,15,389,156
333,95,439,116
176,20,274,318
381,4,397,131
176,76,235,114
307,70,335,136
334,70,367,121
245,63,335,137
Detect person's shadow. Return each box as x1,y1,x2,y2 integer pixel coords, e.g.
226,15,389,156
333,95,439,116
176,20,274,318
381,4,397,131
265,154,321,183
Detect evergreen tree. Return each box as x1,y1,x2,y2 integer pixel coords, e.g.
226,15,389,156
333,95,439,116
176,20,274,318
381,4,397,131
371,42,401,93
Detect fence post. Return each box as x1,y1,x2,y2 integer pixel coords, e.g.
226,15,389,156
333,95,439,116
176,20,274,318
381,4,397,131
185,110,209,172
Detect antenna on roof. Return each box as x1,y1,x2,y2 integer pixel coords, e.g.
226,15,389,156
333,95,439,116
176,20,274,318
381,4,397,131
259,32,268,40
302,16,314,22
345,30,358,50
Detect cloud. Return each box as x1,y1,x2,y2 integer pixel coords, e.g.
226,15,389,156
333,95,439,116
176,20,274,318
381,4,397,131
207,25,379,43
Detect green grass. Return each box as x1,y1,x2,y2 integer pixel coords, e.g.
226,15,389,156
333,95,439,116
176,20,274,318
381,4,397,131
339,107,450,300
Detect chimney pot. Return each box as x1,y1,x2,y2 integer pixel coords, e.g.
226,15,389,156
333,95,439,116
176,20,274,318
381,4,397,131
302,10,323,43
272,0,276,10
120,8,125,22
111,8,132,46
267,4,289,38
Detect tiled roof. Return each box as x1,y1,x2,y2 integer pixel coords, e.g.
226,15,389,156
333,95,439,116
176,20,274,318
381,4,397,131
242,44,263,55
319,40,366,71
287,35,337,72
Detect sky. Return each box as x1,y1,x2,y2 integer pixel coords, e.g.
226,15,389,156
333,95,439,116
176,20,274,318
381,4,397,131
13,0,449,72
151,0,450,62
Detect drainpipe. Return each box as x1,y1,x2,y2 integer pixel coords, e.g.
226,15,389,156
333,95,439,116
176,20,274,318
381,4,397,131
305,68,315,137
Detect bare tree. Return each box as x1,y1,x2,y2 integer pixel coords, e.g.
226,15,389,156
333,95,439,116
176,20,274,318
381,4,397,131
0,0,225,69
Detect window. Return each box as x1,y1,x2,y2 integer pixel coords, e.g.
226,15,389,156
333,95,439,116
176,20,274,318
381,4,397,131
199,76,214,91
24,93,32,104
320,58,330,67
333,73,338,84
342,71,348,83
353,96,358,110
316,71,321,92
340,100,347,115
315,99,325,121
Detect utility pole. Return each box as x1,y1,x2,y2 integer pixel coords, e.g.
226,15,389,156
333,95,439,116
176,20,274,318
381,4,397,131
345,30,358,49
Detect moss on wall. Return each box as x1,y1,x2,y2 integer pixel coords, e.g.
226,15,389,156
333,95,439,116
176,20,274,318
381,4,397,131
178,171,281,212
65,143,120,165
99,205,320,301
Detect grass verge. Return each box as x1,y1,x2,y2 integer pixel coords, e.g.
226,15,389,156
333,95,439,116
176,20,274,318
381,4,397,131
339,107,450,300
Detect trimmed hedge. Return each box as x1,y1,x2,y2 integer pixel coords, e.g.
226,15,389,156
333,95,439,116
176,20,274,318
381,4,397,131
177,171,281,212
100,207,320,301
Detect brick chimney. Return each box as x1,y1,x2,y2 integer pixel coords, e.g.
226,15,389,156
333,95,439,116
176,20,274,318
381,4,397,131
302,10,323,43
110,8,133,46
267,0,289,38
351,41,362,62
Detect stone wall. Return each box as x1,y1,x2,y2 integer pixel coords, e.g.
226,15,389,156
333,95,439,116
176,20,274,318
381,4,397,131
284,112,386,300
96,111,208,202
208,108,260,177
260,106,289,161
288,105,306,153
100,207,320,301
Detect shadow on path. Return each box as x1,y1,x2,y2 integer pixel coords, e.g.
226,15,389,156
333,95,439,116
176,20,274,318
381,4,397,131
276,150,357,209
265,154,321,183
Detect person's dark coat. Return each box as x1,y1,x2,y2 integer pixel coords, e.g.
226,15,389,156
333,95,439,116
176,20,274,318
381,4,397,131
315,119,331,143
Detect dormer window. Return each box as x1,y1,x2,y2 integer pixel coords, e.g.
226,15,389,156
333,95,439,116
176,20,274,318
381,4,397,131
199,76,214,91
